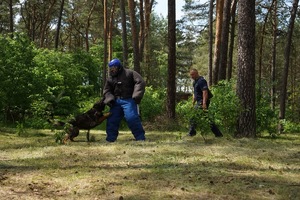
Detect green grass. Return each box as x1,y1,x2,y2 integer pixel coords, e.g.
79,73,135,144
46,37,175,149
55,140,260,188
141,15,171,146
0,128,299,200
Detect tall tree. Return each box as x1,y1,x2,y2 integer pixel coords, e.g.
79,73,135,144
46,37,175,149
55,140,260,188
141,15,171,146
208,0,214,86
85,0,97,52
108,0,116,59
139,0,145,62
120,0,128,66
218,0,231,81
55,0,65,50
236,0,256,138
212,0,224,85
167,0,176,119
9,0,14,37
128,0,140,73
103,0,108,90
271,0,278,110
227,0,237,81
278,0,299,132
39,0,56,48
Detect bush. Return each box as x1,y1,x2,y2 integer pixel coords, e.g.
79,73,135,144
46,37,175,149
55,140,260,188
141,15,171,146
176,98,211,136
140,86,166,121
209,80,240,135
281,120,300,133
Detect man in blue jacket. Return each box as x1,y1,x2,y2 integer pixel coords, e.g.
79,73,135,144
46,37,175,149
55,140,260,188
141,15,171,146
188,68,223,137
103,58,146,142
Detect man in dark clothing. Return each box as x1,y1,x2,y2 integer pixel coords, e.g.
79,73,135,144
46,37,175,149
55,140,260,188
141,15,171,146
188,68,223,137
103,58,146,142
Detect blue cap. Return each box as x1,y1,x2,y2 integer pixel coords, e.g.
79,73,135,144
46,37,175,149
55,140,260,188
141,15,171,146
108,59,122,68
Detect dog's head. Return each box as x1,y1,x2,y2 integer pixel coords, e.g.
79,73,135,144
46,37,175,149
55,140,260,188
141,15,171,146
93,98,106,112
93,98,111,123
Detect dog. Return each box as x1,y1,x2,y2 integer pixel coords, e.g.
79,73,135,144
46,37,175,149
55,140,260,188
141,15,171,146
48,98,111,143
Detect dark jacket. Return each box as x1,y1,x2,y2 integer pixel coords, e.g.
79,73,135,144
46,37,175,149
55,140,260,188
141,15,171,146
193,76,213,103
103,67,146,104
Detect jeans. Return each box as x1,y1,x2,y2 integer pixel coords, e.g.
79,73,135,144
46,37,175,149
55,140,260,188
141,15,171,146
106,98,145,142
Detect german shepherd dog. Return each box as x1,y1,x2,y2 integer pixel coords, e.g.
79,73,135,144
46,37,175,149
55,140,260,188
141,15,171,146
49,98,110,143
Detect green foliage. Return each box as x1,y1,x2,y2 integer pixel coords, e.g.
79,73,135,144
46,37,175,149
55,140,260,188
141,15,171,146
255,81,279,135
0,34,36,121
0,34,105,126
139,86,166,121
176,99,211,136
280,120,300,133
54,130,66,144
256,98,278,135
16,121,28,137
209,80,240,135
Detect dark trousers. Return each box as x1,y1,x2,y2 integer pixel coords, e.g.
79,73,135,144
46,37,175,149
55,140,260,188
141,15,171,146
189,100,223,137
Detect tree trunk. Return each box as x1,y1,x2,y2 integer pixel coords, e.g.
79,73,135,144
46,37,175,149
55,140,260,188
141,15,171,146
85,1,97,52
208,0,214,86
167,0,176,119
278,0,299,132
212,0,224,85
103,0,108,91
108,0,116,59
218,0,232,81
227,0,237,81
143,0,154,84
120,0,128,67
40,0,56,48
128,0,140,73
9,0,14,37
236,0,256,138
271,0,277,110
139,0,145,62
55,0,65,50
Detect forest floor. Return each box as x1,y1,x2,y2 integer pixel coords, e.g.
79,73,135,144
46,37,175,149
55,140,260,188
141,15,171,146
0,128,299,200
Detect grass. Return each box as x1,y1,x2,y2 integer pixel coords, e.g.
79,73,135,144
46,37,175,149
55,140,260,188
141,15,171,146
0,128,299,200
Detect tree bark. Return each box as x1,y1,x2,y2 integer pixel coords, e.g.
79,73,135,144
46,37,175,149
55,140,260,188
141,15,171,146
227,0,237,81
143,0,154,84
271,0,277,110
212,0,224,85
120,0,128,67
236,0,256,138
208,0,214,86
167,0,176,119
219,0,232,81
108,0,116,59
139,0,145,62
128,0,140,73
103,0,108,91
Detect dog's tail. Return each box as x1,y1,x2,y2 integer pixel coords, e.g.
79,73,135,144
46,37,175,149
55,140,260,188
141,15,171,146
47,119,66,127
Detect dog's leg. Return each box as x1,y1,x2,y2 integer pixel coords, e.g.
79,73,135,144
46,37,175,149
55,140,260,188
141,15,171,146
86,129,90,142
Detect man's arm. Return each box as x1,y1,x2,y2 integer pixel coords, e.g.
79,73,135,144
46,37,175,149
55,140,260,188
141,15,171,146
132,71,146,104
202,90,208,110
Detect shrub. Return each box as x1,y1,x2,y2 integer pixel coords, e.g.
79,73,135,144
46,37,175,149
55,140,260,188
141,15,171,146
140,86,166,121
209,80,240,135
176,98,211,136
